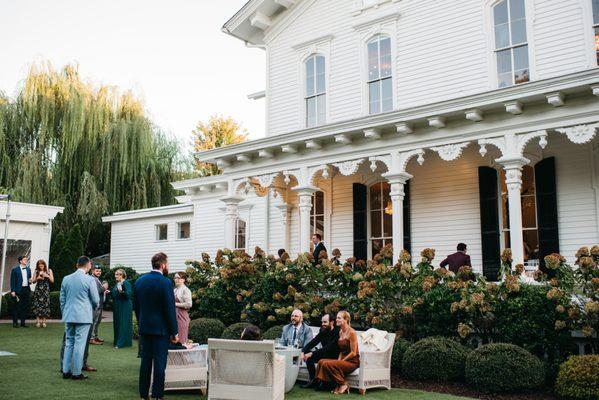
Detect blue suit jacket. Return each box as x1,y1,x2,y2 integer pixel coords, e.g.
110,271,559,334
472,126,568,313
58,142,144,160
60,269,100,324
281,322,314,348
134,271,178,337
10,265,32,295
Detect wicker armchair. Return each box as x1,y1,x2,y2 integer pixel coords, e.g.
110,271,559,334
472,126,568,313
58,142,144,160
207,339,285,400
297,328,396,395
163,345,208,395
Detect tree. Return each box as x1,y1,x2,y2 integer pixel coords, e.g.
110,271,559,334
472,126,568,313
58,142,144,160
192,115,248,176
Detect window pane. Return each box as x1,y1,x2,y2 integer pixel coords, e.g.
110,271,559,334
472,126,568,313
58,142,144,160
522,196,537,229
317,94,326,124
368,41,379,80
383,212,392,238
504,231,511,249
595,27,599,65
510,19,527,45
496,49,512,73
316,56,326,93
514,68,529,84
306,97,316,127
306,76,314,97
513,45,529,71
380,37,392,77
370,183,383,210
371,211,382,238
381,78,393,112
369,81,381,114
494,0,508,25
521,166,535,195
594,0,599,24
495,23,510,49
509,0,526,20
371,239,384,257
157,224,168,241
315,191,324,214
178,222,190,239
498,72,512,88
501,194,510,229
523,230,539,261
306,57,314,96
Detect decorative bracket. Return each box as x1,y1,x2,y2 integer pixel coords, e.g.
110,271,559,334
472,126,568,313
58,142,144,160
556,123,599,145
333,158,365,176
430,142,470,161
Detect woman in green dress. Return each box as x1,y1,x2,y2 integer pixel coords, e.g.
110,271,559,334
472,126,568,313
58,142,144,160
112,268,133,348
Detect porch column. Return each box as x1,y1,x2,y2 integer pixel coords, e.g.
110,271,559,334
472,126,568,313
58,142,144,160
382,171,412,263
293,186,318,254
276,204,293,254
497,157,529,265
221,196,244,249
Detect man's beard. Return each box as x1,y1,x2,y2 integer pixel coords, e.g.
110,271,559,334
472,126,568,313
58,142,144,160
162,266,169,277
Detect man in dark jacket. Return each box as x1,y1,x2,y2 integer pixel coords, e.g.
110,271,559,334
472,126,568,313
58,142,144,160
439,243,472,273
10,256,32,328
300,313,340,388
134,252,178,400
312,234,327,263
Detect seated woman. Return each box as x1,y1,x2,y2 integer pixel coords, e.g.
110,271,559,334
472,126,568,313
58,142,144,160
315,310,360,394
240,324,262,341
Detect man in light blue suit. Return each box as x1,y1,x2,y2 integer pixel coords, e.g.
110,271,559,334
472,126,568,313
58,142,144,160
60,256,99,380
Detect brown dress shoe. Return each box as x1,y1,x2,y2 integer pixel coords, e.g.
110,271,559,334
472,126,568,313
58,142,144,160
82,365,97,372
89,338,103,345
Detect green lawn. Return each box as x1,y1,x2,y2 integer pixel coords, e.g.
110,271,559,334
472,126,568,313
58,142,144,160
0,322,475,400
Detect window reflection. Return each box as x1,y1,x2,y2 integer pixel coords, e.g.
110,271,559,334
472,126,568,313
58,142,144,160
370,182,392,257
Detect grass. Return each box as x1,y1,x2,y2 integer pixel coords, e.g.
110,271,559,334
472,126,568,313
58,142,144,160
0,322,475,400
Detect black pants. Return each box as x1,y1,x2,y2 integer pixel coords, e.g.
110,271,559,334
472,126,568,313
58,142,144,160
306,352,336,382
12,287,30,325
139,334,169,399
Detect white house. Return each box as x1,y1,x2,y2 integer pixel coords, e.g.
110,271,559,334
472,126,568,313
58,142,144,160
0,201,64,293
104,0,599,279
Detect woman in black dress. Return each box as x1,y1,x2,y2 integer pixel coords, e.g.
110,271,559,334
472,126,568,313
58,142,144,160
31,260,54,328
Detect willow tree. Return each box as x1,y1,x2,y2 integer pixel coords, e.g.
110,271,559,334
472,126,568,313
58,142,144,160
0,63,183,259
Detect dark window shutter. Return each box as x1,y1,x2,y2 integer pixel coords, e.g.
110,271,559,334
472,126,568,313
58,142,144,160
403,180,411,254
479,167,501,281
535,157,559,269
353,183,368,262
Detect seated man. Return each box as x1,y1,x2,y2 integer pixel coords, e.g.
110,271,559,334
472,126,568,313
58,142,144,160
439,242,472,273
281,309,313,348
300,313,339,389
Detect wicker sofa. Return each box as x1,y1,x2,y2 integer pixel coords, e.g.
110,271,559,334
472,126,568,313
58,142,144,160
296,327,395,395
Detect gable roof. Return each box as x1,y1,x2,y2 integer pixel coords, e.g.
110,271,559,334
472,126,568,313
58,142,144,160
222,0,298,46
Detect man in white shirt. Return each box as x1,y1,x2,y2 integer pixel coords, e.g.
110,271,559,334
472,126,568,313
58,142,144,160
9,256,32,328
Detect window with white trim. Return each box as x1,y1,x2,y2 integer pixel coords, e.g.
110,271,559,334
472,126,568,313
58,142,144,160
493,0,530,87
367,35,393,114
499,166,539,268
235,219,246,250
155,224,168,241
310,191,325,238
593,0,599,64
177,221,190,239
369,182,392,257
305,54,326,127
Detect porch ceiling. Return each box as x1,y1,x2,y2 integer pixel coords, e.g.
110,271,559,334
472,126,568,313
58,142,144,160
197,69,599,174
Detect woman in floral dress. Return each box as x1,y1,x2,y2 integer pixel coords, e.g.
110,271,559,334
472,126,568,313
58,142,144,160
31,259,54,328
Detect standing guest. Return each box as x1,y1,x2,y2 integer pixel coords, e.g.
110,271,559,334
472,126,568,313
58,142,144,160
112,268,133,349
316,311,360,394
60,256,99,380
31,259,54,328
173,272,192,344
312,234,327,263
277,249,286,258
89,265,108,345
300,313,340,389
240,324,262,341
281,309,313,348
135,252,178,400
439,243,472,273
10,256,32,328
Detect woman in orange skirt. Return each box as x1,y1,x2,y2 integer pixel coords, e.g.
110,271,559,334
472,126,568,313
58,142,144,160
316,310,360,394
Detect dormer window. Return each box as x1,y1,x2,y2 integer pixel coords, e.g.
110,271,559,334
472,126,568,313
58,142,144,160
367,35,393,114
305,54,326,127
493,0,530,87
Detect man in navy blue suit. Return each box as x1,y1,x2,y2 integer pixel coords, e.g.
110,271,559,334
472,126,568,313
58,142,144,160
10,256,32,328
134,252,178,400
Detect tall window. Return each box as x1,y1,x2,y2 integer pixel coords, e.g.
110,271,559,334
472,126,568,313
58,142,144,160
593,0,599,64
500,166,539,267
493,0,529,87
310,191,325,238
367,36,393,114
305,55,326,127
235,219,246,250
369,182,392,257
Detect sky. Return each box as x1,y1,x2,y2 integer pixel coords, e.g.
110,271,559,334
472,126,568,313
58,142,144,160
0,0,266,148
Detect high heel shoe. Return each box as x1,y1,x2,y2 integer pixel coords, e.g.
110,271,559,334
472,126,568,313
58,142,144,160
333,384,350,395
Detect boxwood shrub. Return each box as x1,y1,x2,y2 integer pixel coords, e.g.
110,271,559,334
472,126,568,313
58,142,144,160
465,343,544,393
391,338,411,375
402,337,470,382
555,355,599,400
221,322,253,340
188,318,226,344
263,325,284,340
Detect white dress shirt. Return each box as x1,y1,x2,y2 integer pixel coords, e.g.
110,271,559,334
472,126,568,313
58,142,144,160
20,267,28,287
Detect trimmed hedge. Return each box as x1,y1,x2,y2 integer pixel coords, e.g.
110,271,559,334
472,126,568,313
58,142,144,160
188,318,226,344
555,355,599,400
465,343,544,393
263,325,284,340
49,291,61,319
1,291,61,319
402,337,470,382
391,338,411,375
221,322,253,340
